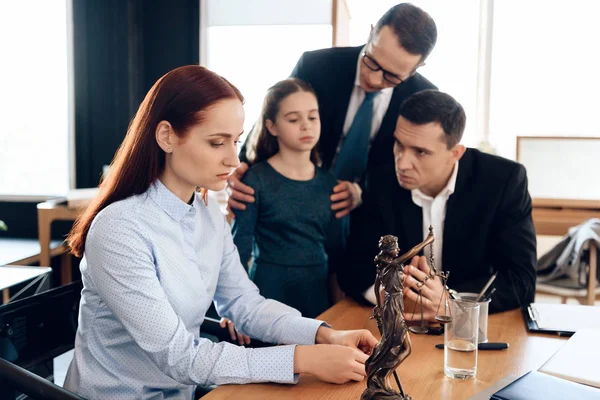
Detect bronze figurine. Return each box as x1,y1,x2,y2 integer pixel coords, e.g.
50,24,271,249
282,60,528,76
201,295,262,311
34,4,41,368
362,229,435,400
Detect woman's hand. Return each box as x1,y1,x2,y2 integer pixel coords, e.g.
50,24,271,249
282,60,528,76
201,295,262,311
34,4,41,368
219,317,251,346
294,344,369,384
315,326,378,355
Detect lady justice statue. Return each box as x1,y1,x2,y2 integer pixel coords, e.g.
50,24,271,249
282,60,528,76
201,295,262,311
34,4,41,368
361,228,437,400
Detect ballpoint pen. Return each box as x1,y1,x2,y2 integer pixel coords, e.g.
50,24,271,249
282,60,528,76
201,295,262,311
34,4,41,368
435,342,509,350
556,331,573,337
446,286,457,300
476,272,498,301
482,287,496,302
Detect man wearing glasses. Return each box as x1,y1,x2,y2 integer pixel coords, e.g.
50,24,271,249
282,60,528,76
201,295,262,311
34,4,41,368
230,3,437,220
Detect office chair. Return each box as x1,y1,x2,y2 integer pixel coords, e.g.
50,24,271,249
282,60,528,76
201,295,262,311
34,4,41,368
0,278,272,399
0,357,84,400
0,280,83,399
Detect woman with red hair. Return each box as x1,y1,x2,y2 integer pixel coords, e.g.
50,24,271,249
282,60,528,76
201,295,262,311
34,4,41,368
64,65,377,399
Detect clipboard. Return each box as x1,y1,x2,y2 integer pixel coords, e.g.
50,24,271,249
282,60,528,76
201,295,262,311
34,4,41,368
522,303,600,336
522,305,573,336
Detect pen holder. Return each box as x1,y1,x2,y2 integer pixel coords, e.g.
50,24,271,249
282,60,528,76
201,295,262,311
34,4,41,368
457,292,490,343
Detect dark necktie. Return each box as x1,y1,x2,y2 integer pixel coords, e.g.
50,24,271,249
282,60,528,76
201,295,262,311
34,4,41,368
333,91,380,182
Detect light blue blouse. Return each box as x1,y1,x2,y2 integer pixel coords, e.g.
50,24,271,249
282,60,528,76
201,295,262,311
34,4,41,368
64,180,324,399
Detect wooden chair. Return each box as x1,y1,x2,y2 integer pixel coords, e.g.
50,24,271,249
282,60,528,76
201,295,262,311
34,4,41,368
536,240,599,305
37,199,83,285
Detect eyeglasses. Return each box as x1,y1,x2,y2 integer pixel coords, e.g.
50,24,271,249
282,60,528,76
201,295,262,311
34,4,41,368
362,52,405,85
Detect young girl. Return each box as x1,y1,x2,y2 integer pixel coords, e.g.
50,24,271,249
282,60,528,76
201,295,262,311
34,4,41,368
232,78,344,318
64,66,376,399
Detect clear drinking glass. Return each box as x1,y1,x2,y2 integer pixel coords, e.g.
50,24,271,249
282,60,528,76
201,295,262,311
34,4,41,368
444,299,480,379
457,292,490,343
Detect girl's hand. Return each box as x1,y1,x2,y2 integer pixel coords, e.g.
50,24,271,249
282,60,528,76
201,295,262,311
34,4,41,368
294,344,368,384
219,317,251,346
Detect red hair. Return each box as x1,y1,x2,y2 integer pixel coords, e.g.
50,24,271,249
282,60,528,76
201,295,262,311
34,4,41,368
68,65,243,257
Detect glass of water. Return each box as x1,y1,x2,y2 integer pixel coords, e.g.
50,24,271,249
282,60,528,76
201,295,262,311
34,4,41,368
444,299,480,379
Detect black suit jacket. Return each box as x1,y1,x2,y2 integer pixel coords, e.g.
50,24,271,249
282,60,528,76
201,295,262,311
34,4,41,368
241,46,436,182
338,149,537,313
291,46,436,177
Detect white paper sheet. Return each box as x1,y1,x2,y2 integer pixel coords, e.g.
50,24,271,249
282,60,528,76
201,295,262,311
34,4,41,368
539,329,600,388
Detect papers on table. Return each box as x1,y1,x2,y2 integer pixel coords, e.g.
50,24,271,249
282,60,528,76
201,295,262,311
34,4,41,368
539,329,600,388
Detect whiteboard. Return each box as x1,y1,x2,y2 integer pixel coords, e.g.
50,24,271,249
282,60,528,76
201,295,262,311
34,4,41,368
516,137,600,201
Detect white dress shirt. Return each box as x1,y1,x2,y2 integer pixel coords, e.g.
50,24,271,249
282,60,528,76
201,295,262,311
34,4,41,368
340,49,394,142
64,180,324,399
363,162,459,305
411,161,459,272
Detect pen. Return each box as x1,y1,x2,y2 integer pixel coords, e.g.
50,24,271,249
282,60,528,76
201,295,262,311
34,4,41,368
481,287,496,302
475,272,498,301
446,286,457,300
556,331,573,337
435,342,509,350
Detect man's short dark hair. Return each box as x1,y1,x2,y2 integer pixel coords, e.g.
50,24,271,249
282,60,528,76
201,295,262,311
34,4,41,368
374,3,437,61
399,90,466,148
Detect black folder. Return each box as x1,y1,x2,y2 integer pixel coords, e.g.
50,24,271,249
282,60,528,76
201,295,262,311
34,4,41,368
491,371,600,400
522,305,573,336
522,303,600,336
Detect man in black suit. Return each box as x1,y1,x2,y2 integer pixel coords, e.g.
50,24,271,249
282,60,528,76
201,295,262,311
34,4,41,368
228,3,437,219
338,90,537,316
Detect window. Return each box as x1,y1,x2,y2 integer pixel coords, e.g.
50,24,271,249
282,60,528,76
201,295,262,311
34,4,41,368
203,0,333,142
206,25,332,141
490,0,600,158
0,0,72,197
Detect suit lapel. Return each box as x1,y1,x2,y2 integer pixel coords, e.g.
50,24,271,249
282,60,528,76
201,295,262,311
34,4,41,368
371,87,403,150
386,181,423,252
333,74,356,142
400,193,424,252
331,48,361,142
443,150,475,270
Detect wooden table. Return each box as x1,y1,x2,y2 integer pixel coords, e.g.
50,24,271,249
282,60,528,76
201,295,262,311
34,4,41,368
204,299,567,400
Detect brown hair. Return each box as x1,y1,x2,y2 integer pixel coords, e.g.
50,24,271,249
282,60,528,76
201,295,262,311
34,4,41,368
399,90,466,148
68,65,243,257
374,3,437,62
245,78,320,165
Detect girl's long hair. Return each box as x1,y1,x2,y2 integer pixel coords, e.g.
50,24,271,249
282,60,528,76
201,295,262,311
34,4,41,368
68,65,243,257
245,78,320,165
